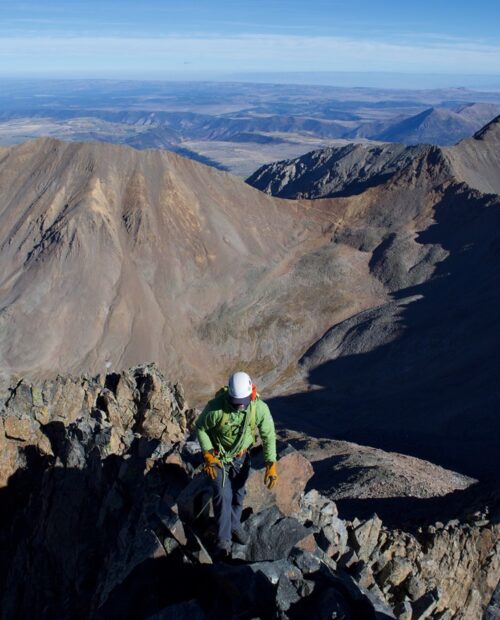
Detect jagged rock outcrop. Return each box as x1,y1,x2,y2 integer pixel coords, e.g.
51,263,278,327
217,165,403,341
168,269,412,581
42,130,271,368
0,364,193,486
293,491,500,620
346,509,500,620
1,367,497,619
484,583,500,620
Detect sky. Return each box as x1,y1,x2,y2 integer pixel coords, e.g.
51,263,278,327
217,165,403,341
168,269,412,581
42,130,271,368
1,0,499,85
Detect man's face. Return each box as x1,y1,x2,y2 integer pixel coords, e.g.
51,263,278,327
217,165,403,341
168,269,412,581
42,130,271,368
231,402,246,412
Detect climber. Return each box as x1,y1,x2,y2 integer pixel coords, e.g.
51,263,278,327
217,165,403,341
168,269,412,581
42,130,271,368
195,371,278,560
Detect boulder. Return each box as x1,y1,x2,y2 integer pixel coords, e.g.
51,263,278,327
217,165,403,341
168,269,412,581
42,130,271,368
248,558,302,585
233,505,314,562
156,503,188,546
316,516,348,559
3,416,34,442
366,581,392,616
352,561,376,589
404,574,427,602
338,548,360,569
295,532,317,553
189,533,212,565
289,548,322,575
378,557,413,588
349,514,383,561
244,445,314,516
327,571,396,620
297,488,338,527
176,474,213,523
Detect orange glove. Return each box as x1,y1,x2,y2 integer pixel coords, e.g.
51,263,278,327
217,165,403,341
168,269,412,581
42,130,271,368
264,462,278,489
203,451,222,480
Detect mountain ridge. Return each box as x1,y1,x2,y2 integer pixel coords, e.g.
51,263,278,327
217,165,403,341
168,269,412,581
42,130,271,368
247,114,500,199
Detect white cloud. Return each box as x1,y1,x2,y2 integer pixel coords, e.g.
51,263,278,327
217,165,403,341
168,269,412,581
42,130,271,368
0,33,499,75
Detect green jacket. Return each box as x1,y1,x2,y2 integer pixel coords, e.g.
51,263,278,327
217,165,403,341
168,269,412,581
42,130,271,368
195,391,277,463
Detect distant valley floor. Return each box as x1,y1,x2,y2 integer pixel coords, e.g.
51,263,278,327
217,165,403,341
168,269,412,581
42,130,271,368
1,79,500,176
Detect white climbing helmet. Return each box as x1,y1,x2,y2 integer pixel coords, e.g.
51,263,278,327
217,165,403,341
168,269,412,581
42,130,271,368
228,371,252,406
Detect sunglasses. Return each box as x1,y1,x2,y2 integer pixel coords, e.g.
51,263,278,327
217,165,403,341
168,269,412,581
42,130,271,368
229,400,249,410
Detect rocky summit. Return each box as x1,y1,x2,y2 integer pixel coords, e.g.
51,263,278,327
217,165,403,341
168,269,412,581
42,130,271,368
0,365,498,620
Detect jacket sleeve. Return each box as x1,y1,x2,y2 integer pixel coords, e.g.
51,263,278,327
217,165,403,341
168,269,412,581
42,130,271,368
257,401,277,463
195,405,218,453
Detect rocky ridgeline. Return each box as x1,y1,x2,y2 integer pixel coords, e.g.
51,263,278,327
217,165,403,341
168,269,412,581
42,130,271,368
0,363,193,487
0,365,498,619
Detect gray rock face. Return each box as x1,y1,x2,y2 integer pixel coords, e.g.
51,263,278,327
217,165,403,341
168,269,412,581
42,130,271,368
0,363,193,487
232,505,313,562
0,364,194,619
247,142,422,199
412,588,441,620
378,557,413,587
294,483,500,620
298,488,339,526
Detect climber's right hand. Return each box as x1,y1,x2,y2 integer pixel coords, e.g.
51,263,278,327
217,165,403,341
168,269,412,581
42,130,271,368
202,450,221,480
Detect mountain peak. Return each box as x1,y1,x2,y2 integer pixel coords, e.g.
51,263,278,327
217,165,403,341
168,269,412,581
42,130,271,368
0,137,328,398
472,114,500,141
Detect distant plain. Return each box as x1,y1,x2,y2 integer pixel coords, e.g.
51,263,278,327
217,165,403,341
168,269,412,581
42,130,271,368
1,79,500,177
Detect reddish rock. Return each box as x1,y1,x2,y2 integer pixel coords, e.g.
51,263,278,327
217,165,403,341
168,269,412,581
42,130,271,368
295,533,317,553
244,450,314,516
4,416,33,441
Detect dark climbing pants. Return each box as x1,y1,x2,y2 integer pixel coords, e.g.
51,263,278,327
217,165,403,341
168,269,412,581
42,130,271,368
211,452,251,545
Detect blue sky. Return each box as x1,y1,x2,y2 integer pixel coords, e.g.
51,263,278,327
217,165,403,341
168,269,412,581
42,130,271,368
1,1,499,82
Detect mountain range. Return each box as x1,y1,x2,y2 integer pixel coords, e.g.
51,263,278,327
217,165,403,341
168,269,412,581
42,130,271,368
0,117,499,478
